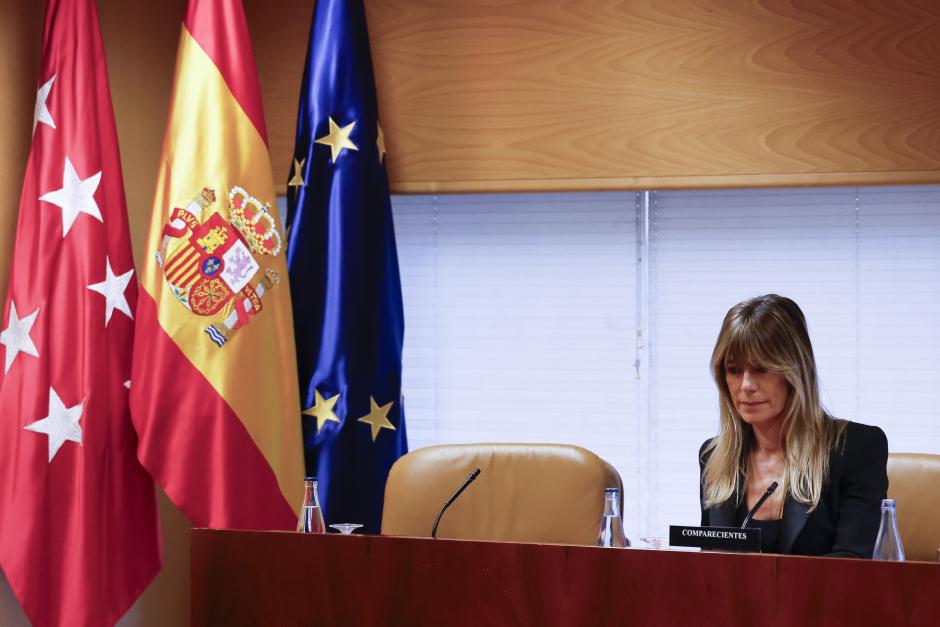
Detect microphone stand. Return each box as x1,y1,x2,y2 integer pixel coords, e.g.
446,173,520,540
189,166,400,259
431,468,482,539
741,481,779,529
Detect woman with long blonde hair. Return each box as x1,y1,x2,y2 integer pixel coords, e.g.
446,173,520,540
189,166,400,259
699,294,887,556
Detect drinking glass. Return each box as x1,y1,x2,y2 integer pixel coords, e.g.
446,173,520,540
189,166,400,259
329,523,363,535
640,536,668,550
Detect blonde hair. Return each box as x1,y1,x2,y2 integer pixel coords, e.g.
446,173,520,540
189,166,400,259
702,294,846,511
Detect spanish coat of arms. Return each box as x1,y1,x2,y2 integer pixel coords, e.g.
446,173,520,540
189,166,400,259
155,186,283,347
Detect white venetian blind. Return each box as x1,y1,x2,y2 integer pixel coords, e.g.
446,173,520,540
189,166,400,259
391,192,645,536
857,186,940,454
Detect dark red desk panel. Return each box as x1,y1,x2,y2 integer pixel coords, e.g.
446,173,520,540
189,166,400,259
776,553,940,627
191,530,939,627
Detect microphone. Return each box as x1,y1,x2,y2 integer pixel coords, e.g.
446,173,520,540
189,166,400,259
431,468,482,539
741,481,779,529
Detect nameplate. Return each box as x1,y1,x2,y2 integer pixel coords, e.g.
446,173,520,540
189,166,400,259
668,525,761,552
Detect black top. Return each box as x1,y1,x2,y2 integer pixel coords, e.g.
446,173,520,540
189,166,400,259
737,501,782,553
699,421,888,558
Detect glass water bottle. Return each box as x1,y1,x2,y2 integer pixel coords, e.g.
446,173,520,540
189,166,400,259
596,487,630,548
297,476,327,534
872,498,905,561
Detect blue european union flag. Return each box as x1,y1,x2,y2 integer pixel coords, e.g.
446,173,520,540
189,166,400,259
286,0,407,534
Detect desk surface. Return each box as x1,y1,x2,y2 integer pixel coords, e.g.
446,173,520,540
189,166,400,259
191,529,940,627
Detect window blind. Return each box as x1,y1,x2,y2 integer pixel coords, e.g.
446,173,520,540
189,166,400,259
857,186,940,454
392,192,645,536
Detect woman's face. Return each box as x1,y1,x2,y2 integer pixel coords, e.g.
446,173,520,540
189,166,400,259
723,356,790,429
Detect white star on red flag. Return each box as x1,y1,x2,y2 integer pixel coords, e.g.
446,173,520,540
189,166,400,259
33,75,57,133
0,302,40,373
24,388,84,462
87,256,134,325
39,156,103,237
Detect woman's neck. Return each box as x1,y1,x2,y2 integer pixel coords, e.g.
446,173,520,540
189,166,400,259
750,421,784,457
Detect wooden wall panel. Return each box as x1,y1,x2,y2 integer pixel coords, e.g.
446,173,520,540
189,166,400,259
245,0,315,192
250,0,940,193
0,0,43,314
99,0,185,270
1,5,939,293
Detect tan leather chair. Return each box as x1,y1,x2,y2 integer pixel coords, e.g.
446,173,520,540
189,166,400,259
381,443,623,545
887,453,940,562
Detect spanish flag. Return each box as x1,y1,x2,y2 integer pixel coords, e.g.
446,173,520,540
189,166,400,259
130,0,303,529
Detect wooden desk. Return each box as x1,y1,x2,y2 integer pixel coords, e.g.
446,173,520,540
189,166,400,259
191,530,940,626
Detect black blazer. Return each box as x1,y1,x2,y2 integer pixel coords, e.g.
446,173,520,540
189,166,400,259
699,421,888,557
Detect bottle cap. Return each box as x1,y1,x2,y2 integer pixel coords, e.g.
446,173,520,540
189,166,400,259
304,476,318,481
881,498,896,509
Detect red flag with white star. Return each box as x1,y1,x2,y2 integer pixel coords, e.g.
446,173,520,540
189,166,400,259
0,0,161,625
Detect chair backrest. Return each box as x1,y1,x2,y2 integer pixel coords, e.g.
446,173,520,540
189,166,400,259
887,452,940,562
381,443,623,545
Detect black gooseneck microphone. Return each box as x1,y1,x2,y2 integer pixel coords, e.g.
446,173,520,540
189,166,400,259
741,481,779,529
431,468,482,539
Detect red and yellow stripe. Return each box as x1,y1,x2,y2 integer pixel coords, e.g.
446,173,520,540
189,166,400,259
164,245,201,288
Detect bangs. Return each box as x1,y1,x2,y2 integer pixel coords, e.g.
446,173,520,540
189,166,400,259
717,314,789,372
